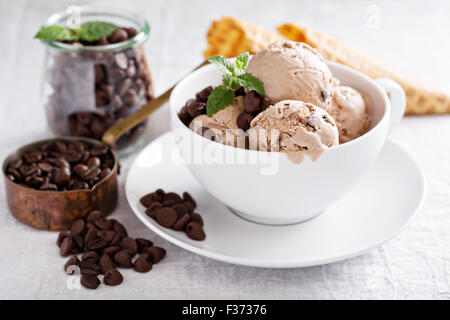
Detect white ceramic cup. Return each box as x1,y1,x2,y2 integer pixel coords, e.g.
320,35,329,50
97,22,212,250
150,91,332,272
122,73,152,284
169,62,406,225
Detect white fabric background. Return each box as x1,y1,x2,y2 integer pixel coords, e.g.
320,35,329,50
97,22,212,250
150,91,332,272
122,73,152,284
0,0,449,299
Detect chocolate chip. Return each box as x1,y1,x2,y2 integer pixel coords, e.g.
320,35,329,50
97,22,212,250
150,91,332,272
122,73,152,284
125,27,137,38
72,234,85,252
82,251,99,264
133,253,153,273
195,86,213,102
64,256,80,275
60,237,73,256
53,166,71,187
235,87,246,97
261,97,271,111
87,210,103,223
182,201,194,214
136,238,153,254
140,192,157,207
102,246,121,258
244,90,262,113
113,221,128,238
81,274,100,289
57,231,70,247
104,268,123,286
70,219,85,236
120,237,138,256
172,204,188,218
98,35,109,45
99,253,116,273
189,213,204,226
109,28,129,43
85,229,98,244
186,99,206,118
173,213,190,231
94,219,113,231
178,105,192,127
237,112,253,131
80,261,102,275
113,249,133,268
145,202,162,219
163,192,183,203
156,207,178,228
97,230,115,243
9,157,23,169
186,222,206,241
145,247,166,264
87,238,108,251
182,192,197,209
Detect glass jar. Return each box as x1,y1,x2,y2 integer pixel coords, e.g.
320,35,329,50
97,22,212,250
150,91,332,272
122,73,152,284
40,5,153,154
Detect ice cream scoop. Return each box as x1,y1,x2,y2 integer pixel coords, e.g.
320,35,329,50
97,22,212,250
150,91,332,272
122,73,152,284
189,97,246,147
330,86,372,143
249,100,338,163
246,40,337,111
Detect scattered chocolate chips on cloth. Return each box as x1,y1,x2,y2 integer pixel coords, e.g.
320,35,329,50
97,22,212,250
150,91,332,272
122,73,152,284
140,189,206,241
57,210,166,290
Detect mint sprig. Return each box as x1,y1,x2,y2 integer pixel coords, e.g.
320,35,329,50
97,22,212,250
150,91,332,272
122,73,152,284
78,21,119,42
34,25,79,41
34,21,120,42
206,52,265,116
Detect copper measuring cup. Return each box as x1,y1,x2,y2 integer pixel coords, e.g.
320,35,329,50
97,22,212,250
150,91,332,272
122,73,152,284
3,61,208,230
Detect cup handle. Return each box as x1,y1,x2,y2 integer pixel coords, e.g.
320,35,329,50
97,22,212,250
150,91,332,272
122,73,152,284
375,78,406,133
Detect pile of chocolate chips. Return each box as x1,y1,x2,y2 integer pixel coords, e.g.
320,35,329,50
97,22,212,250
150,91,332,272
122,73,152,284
140,189,206,241
46,26,152,149
177,86,271,133
58,210,166,289
5,140,114,191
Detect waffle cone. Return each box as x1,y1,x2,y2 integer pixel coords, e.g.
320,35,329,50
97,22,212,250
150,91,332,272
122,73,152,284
204,17,450,114
204,16,284,58
277,23,450,114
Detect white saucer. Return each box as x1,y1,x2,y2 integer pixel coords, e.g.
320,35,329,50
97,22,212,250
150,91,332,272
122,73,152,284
125,132,426,268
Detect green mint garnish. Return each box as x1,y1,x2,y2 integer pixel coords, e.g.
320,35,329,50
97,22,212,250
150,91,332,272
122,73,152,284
34,25,79,42
34,21,119,42
78,21,119,42
206,52,265,116
206,85,236,116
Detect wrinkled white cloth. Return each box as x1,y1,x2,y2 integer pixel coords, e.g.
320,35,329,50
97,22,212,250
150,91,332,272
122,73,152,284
0,0,449,300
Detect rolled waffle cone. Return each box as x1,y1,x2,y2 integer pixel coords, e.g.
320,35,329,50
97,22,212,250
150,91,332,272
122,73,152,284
277,23,450,115
204,16,450,114
204,16,284,58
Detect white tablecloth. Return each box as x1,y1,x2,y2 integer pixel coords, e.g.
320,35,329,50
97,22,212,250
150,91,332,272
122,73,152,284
0,0,449,299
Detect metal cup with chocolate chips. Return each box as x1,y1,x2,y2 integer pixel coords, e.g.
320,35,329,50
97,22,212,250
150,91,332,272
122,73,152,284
40,6,153,155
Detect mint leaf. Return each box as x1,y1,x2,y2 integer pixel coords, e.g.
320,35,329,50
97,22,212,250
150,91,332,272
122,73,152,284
235,52,249,70
235,73,265,96
34,25,79,41
206,85,235,116
207,56,236,75
79,21,118,42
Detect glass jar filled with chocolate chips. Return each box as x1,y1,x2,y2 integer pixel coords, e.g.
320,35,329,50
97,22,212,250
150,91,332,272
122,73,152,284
39,6,153,154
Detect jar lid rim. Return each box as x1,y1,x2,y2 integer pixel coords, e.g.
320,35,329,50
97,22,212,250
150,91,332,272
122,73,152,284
40,4,150,52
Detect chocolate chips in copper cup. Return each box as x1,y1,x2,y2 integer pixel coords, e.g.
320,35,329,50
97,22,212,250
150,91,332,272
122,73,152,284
2,137,119,230
44,27,153,150
5,139,114,191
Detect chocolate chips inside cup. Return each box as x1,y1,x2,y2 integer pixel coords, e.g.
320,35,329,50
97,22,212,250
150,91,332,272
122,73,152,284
140,189,206,241
44,27,153,149
5,139,114,191
58,210,166,290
